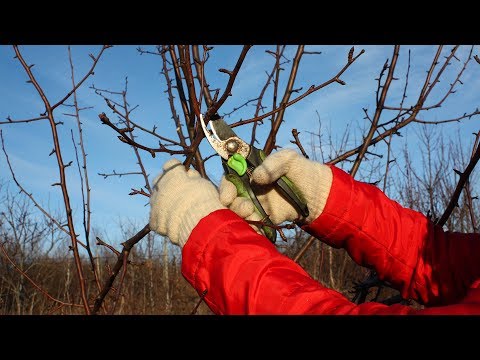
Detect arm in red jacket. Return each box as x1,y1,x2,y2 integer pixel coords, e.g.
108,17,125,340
181,209,480,314
302,165,480,306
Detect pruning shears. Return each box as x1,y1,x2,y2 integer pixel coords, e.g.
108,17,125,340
200,113,309,243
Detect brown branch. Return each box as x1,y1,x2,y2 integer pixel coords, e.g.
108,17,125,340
329,46,444,165
190,289,208,315
192,45,214,107
465,132,480,232
13,45,91,314
376,51,411,192
0,115,48,125
475,55,480,64
420,45,464,110
264,45,305,155
350,45,400,178
464,180,477,232
160,47,188,147
422,45,473,110
92,90,187,148
96,237,121,257
178,46,207,177
178,46,201,118
205,45,252,118
250,46,285,146
98,112,189,157
110,253,128,314
51,45,111,110
418,45,445,103
120,78,152,194
412,109,480,124
71,131,102,295
129,188,150,197
67,47,102,302
167,45,206,177
382,134,395,193
230,47,365,128
290,129,309,158
0,241,83,309
120,117,187,148
293,236,316,263
269,45,282,137
98,170,143,179
246,219,295,242
92,224,151,314
437,132,480,227
223,98,259,117
168,46,193,133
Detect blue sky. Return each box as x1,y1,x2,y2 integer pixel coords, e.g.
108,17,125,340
1,45,479,246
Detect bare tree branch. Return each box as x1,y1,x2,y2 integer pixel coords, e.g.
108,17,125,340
51,45,111,110
98,170,143,179
205,45,252,118
13,45,91,314
92,224,151,314
98,113,189,157
264,45,305,155
67,47,102,302
291,129,309,158
0,115,48,125
350,45,400,177
437,132,480,226
230,47,365,128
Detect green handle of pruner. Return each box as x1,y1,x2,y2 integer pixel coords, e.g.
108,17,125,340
224,171,277,243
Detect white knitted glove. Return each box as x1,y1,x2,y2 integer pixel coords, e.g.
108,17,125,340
219,149,333,228
149,158,226,248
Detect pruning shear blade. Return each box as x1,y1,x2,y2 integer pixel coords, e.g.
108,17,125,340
199,113,249,160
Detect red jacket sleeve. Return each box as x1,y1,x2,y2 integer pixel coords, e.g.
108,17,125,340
181,209,480,315
303,165,480,306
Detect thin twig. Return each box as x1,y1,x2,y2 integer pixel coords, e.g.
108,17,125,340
96,237,121,257
120,78,152,194
98,113,189,157
412,110,480,124
190,289,208,315
293,236,316,263
291,129,309,158
67,47,101,299
98,171,143,179
0,115,48,125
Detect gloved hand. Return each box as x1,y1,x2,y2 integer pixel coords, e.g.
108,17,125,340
219,149,333,229
149,158,226,248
